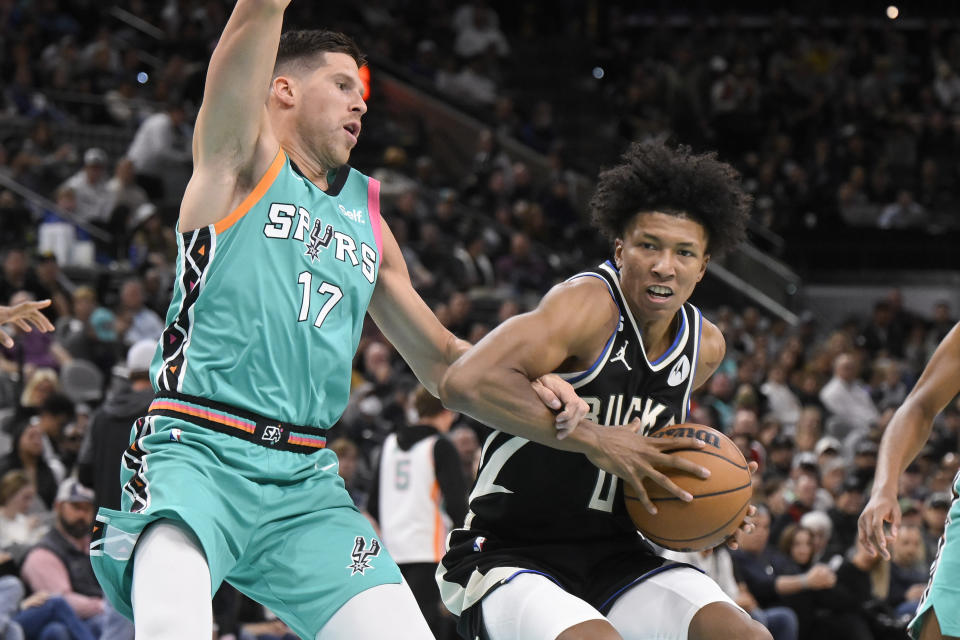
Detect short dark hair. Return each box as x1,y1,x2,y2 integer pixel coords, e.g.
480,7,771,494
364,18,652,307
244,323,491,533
590,139,751,256
413,386,445,420
274,30,366,76
40,392,75,420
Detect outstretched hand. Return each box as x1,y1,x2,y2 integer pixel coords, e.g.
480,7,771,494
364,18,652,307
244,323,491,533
0,299,54,348
532,374,589,439
858,491,901,560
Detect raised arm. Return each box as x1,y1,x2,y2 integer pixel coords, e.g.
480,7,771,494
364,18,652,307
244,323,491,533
180,0,287,231
860,321,960,558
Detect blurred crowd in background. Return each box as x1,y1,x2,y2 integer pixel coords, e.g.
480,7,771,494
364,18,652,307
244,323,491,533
1,1,959,639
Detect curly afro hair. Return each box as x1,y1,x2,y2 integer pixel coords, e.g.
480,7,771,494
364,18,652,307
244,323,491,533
590,139,751,257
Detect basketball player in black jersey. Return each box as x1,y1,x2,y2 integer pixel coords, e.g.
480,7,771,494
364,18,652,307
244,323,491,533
437,140,768,640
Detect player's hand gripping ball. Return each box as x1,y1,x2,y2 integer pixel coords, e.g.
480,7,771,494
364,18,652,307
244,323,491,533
624,424,752,551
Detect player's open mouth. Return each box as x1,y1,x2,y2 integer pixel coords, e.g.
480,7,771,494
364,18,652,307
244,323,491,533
343,122,360,145
647,285,673,299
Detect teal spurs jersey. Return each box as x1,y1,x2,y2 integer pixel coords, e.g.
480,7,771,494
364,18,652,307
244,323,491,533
151,149,382,428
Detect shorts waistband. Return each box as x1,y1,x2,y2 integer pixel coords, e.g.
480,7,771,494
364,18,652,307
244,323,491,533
148,392,327,454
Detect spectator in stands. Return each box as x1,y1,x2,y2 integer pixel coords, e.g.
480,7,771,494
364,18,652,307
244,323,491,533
113,277,163,347
126,100,192,201
798,510,834,564
20,478,103,635
30,253,69,322
450,229,495,291
819,352,879,443
56,286,119,373
449,424,480,482
494,231,551,294
0,419,61,510
15,368,61,414
77,339,154,513
792,405,823,452
327,437,365,508
59,148,110,226
919,491,950,563
730,505,808,640
761,364,801,432
886,524,928,618
103,157,149,242
0,249,43,308
772,463,819,544
0,575,97,640
0,470,49,559
453,2,509,59
128,202,177,267
825,475,865,558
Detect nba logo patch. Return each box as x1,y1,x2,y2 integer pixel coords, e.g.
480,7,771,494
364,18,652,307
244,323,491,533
473,536,486,552
169,428,182,442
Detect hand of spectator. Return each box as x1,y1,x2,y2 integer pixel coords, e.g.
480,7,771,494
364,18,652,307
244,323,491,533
532,374,589,439
0,299,54,348
0,551,11,565
586,426,709,514
725,463,759,550
858,490,900,560
20,591,50,610
805,564,837,590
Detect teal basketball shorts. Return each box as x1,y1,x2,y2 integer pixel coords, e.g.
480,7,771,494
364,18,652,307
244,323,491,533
909,476,960,639
90,393,402,638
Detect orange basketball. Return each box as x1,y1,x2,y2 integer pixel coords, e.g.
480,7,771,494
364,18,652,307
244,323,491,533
624,424,752,552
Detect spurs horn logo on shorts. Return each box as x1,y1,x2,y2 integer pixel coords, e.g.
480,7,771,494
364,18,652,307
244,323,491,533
347,536,381,576
261,425,283,444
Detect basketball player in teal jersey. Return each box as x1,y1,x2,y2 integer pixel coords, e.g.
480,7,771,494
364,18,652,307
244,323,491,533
860,322,960,640
87,2,707,639
437,141,768,640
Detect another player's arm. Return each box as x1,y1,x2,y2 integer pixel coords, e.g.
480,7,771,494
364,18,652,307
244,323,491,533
860,321,960,558
368,218,583,421
180,0,287,231
0,299,53,348
439,278,710,510
692,318,725,390
368,218,471,397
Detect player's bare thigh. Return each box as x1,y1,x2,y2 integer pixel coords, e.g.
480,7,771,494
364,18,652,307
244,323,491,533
918,607,960,640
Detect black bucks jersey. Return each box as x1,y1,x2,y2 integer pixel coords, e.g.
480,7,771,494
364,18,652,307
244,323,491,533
438,261,704,620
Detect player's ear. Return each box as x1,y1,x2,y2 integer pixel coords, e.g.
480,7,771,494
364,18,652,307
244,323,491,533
614,239,624,269
271,75,296,106
697,253,710,282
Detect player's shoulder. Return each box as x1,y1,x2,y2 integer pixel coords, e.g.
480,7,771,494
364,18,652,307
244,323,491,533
696,316,725,370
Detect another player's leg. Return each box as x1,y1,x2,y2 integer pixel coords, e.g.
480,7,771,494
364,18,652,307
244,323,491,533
917,607,960,640
605,567,768,640
315,580,433,640
131,520,213,640
480,573,620,640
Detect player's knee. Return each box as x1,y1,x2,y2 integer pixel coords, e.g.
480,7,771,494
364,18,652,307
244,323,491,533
555,619,622,640
689,602,770,640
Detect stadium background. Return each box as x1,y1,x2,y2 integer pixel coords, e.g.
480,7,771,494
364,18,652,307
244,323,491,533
1,0,959,638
